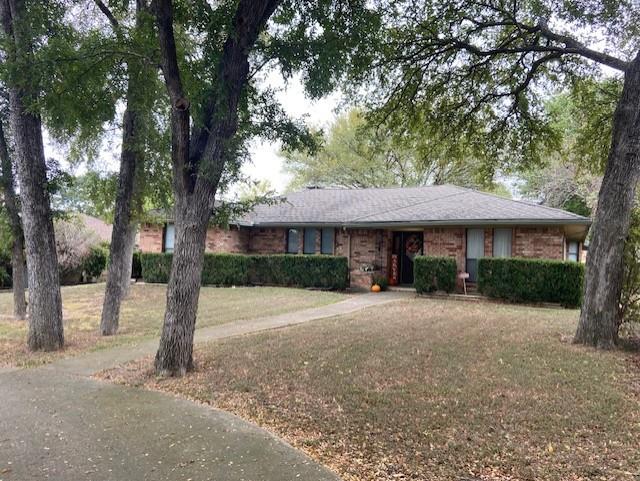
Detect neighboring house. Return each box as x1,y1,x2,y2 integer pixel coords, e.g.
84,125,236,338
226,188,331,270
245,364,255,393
139,185,590,289
77,214,112,243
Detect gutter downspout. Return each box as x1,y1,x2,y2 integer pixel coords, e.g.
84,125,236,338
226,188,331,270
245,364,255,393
345,226,351,286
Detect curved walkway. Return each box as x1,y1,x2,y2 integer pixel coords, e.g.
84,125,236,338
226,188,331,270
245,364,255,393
0,291,410,481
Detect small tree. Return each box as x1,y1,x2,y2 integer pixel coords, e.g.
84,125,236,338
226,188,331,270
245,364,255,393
0,116,26,319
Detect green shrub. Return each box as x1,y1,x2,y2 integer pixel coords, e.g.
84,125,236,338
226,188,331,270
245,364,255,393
140,253,349,290
201,254,250,286
0,265,10,289
249,255,348,289
140,253,173,283
478,257,584,307
0,250,11,289
372,274,389,291
131,252,142,279
414,256,457,293
83,245,108,280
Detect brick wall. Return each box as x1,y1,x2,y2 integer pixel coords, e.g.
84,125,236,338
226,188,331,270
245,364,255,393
423,227,466,272
335,228,389,289
249,227,287,254
513,226,564,260
139,223,250,254
139,224,163,253
139,223,569,289
205,226,249,253
423,226,567,271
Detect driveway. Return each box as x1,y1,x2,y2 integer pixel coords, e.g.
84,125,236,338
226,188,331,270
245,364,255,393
0,292,410,481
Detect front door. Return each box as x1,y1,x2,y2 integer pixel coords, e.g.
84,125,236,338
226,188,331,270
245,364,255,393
392,232,424,285
466,228,484,282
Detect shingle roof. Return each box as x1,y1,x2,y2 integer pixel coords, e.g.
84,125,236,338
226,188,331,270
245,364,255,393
77,214,113,242
240,185,591,227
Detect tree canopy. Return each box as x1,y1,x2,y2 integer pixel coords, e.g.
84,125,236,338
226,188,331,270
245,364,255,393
282,108,515,194
346,0,633,174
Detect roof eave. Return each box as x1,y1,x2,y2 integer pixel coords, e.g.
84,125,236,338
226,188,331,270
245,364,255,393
248,218,592,228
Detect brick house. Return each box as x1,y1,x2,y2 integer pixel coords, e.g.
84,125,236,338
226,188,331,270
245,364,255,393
139,185,590,289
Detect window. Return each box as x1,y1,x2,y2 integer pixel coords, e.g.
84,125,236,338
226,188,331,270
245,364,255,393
567,241,579,262
466,228,484,282
492,228,512,258
303,228,317,254
287,228,299,254
321,228,334,255
164,223,175,253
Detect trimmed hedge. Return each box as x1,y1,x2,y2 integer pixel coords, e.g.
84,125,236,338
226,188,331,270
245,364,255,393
478,257,584,307
140,253,348,290
249,255,348,289
83,245,108,279
140,253,173,283
202,254,250,286
414,256,457,293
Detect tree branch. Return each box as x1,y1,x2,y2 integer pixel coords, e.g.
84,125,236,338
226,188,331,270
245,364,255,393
93,0,119,30
536,19,629,72
154,0,191,193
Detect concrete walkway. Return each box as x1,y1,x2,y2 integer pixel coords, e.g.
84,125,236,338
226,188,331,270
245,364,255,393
0,291,410,481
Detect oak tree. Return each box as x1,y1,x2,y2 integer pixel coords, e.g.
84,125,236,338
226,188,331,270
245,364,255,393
93,0,160,336
351,0,638,348
0,0,64,350
152,0,379,375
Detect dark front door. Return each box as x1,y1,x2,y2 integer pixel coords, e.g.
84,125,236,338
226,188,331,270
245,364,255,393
392,232,424,285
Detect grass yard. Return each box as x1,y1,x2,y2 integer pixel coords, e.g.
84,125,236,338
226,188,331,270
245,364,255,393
100,298,640,481
0,283,346,368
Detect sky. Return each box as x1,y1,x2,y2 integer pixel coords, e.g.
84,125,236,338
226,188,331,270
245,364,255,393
242,73,342,193
46,72,341,196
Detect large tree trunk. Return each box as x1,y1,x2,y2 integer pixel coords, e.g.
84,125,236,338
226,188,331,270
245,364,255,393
100,104,141,336
153,0,279,376
1,0,64,350
0,119,26,320
575,53,640,348
154,194,211,376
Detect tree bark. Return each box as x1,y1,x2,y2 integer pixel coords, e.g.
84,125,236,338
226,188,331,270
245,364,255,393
0,118,26,320
575,52,640,348
0,0,64,350
100,104,141,336
154,194,210,376
153,0,280,376
99,0,147,335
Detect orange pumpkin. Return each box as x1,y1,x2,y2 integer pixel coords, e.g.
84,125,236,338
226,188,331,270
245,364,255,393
371,284,381,292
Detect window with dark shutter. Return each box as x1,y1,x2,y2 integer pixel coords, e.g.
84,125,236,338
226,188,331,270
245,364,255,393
303,228,317,254
321,228,334,254
287,229,299,254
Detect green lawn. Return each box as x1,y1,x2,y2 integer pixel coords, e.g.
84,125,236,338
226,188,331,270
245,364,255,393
0,283,346,367
102,298,640,481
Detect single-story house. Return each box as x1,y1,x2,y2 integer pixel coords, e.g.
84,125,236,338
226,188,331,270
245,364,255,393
139,185,591,289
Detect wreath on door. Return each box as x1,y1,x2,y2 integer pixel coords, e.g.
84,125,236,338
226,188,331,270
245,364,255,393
405,234,423,261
